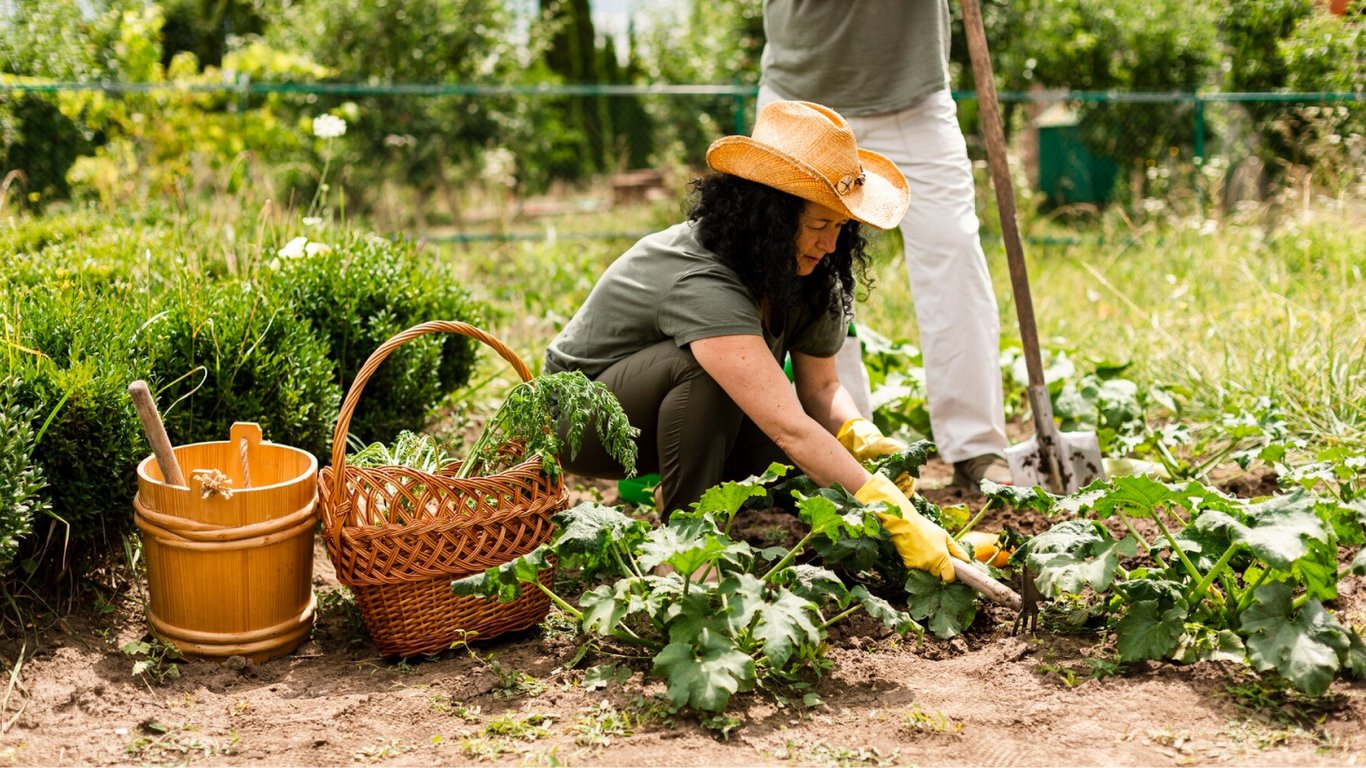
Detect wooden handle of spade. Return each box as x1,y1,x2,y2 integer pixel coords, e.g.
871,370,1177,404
953,559,1023,611
128,380,186,488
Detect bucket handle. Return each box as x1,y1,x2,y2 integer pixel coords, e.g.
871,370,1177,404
325,321,533,545
231,422,262,488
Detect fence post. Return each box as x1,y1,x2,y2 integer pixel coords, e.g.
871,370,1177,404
1193,93,1205,167
1193,92,1206,212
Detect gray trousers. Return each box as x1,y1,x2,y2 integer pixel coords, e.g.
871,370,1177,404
558,340,789,517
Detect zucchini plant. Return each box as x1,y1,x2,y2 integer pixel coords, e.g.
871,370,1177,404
1012,455,1366,696
453,465,922,713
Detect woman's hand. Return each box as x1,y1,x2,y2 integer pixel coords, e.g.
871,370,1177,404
855,473,968,582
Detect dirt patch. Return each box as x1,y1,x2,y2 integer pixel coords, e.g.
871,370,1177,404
4,456,1363,767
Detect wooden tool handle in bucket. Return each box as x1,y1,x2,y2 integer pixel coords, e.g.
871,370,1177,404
129,380,186,488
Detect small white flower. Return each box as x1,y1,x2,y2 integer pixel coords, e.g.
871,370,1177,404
304,241,331,256
313,114,347,139
268,258,282,271
278,236,308,259
302,216,323,228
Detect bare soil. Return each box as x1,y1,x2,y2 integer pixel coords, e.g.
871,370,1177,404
4,460,1363,767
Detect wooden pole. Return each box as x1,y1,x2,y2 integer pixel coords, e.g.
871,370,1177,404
128,380,186,488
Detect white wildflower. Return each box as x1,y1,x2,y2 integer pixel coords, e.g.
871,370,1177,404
304,241,332,256
302,216,323,228
313,114,347,140
268,258,282,271
481,147,517,187
277,236,308,259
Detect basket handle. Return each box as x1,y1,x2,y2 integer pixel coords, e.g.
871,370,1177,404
326,320,533,511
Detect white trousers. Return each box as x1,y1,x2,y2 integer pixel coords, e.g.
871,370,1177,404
759,86,1008,463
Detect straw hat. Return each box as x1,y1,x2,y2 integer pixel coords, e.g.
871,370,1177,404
706,101,910,230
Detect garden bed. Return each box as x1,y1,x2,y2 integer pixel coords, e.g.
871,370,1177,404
5,459,1362,767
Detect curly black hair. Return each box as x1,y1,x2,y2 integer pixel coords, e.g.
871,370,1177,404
686,174,871,324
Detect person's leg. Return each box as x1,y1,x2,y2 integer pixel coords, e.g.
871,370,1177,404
845,91,1009,468
558,340,747,517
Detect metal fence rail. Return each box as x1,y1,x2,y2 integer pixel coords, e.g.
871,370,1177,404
3,80,1361,237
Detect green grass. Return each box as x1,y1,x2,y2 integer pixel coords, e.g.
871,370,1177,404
440,201,1366,452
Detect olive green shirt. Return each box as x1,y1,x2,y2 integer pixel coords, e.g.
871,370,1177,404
545,222,847,378
761,0,950,116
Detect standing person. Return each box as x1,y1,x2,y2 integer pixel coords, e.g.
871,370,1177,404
760,0,1013,490
545,100,969,582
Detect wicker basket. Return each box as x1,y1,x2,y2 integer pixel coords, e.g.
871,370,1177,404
319,321,564,657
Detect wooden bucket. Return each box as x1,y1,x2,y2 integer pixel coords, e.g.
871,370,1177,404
133,422,318,663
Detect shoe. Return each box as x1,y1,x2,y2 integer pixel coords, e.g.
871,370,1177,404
952,454,1013,491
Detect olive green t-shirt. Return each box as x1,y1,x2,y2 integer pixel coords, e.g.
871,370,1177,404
761,0,950,116
545,222,847,378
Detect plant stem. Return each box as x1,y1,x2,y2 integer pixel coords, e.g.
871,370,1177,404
761,531,817,582
953,500,997,539
457,399,512,478
534,580,583,622
1186,543,1239,610
819,605,861,631
1149,506,1206,584
1235,569,1271,613
1114,508,1154,553
611,546,643,581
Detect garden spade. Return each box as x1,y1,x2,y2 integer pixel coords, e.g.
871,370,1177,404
960,0,1105,494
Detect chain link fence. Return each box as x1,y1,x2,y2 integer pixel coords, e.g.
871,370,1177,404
2,81,1361,238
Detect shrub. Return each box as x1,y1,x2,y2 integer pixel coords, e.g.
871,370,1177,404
3,286,150,581
147,278,340,460
265,232,482,446
0,377,46,577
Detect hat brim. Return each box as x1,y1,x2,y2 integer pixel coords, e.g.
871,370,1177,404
706,137,910,230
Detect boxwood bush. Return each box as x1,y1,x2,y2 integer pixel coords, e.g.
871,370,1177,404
0,211,485,591
0,377,47,578
145,279,341,461
265,232,483,447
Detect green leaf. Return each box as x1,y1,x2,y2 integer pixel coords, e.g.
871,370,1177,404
1173,626,1246,664
451,545,551,602
1115,599,1187,662
1113,577,1186,608
582,664,632,691
982,481,1058,516
637,517,750,575
782,564,850,606
579,581,632,635
1086,476,1178,519
903,570,976,639
551,502,650,576
1196,491,1327,570
865,440,935,482
1240,582,1349,696
653,629,755,712
665,590,725,645
1023,520,1138,596
718,573,767,632
849,585,915,636
1344,632,1366,680
796,494,857,539
749,588,821,668
693,471,781,524
1351,548,1366,576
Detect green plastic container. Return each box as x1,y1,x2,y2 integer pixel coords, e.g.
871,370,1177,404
1036,104,1119,208
617,473,660,506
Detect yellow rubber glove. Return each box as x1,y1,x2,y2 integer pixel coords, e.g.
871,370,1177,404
837,418,915,494
836,417,905,461
856,473,969,582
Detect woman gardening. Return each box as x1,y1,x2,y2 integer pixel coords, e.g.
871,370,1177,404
545,100,968,582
